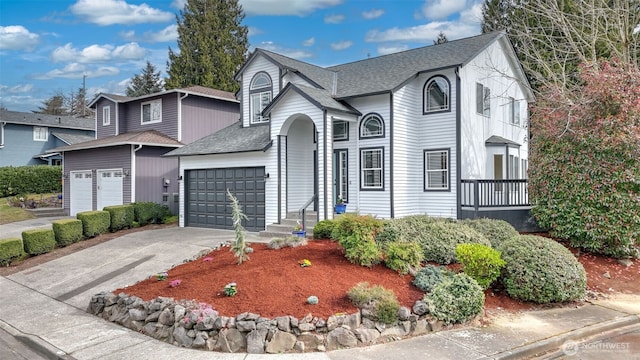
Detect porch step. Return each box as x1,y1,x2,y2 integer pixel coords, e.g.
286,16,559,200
26,207,67,218
259,211,318,239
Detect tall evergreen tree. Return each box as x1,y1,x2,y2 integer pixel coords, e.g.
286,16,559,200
433,31,449,45
165,0,248,92
36,93,67,115
126,61,164,97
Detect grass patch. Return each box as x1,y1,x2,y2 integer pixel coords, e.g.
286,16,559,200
0,198,34,224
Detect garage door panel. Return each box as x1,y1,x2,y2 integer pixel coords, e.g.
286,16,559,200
185,167,266,231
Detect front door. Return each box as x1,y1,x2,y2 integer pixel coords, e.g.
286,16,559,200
333,149,348,204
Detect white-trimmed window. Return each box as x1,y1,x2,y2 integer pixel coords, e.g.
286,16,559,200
102,106,111,126
509,97,521,125
333,120,348,140
33,126,48,141
250,72,272,124
424,76,450,113
476,83,491,117
424,149,449,191
521,159,528,179
360,113,384,138
141,99,162,124
361,148,383,190
509,155,520,179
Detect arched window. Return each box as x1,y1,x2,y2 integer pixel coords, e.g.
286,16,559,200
423,76,450,113
360,113,384,139
250,72,272,124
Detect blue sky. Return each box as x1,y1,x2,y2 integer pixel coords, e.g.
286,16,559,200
0,0,485,112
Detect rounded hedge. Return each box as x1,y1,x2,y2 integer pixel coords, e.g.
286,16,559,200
313,219,335,239
462,218,519,249
426,273,485,324
419,221,491,264
412,265,453,293
500,235,586,304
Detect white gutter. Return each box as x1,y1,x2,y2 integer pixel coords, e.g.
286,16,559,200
178,92,189,142
131,144,143,202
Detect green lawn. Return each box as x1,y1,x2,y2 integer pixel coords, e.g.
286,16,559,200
0,193,57,225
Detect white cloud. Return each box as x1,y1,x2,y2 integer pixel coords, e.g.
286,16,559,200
302,37,315,47
171,0,186,9
34,63,120,80
70,0,173,26
377,44,410,55
2,84,34,93
255,42,313,60
248,27,263,37
421,0,467,20
362,9,384,20
324,14,345,24
121,25,178,43
51,42,148,63
330,40,353,51
0,26,40,51
241,0,342,16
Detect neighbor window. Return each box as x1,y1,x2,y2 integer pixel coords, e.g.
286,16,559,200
250,72,272,124
509,97,520,125
521,159,528,179
360,113,384,138
141,99,162,124
476,83,491,117
102,106,110,126
33,126,48,141
333,120,348,140
424,149,449,191
361,148,383,190
508,155,520,179
424,76,450,113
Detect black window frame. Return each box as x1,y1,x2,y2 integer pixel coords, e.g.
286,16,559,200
423,75,451,114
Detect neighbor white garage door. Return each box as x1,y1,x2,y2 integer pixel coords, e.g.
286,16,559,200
70,170,92,216
97,169,123,210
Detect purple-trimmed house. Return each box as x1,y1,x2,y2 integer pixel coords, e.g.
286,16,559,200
49,86,239,216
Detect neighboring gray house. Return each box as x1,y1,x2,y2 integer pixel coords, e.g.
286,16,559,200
0,110,94,166
49,86,239,216
167,32,535,232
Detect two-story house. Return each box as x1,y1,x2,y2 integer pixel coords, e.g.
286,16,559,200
0,110,94,167
166,32,535,232
49,86,240,216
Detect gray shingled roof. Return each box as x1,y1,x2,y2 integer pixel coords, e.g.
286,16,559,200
264,83,359,116
48,130,182,153
485,135,521,146
258,50,336,92
89,86,237,107
329,32,503,98
164,122,271,156
0,110,94,130
51,132,95,145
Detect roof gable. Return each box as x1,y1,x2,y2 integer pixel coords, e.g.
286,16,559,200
263,83,360,116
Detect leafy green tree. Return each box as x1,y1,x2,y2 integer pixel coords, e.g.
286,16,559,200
529,59,640,258
166,0,248,92
126,61,164,97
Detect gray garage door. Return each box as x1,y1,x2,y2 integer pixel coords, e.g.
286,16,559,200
185,167,266,231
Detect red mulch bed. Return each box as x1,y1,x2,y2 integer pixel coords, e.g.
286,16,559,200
115,237,639,320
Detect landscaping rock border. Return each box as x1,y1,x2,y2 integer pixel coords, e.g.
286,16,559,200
88,292,448,353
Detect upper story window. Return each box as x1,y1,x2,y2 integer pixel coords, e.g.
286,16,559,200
33,126,48,141
360,113,384,138
509,97,521,125
250,72,272,124
333,120,348,141
476,83,491,117
423,76,450,113
102,106,111,126
141,99,162,124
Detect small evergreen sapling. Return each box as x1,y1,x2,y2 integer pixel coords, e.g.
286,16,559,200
227,189,252,264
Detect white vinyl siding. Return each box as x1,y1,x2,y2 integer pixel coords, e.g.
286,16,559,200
141,99,162,124
33,126,48,141
102,106,110,126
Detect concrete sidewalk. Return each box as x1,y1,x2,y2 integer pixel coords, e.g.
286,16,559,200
1,216,73,239
0,226,638,360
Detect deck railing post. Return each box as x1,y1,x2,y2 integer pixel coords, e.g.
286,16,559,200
473,180,479,213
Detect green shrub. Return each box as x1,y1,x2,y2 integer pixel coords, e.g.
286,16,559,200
331,214,384,242
0,165,62,197
52,219,83,247
132,202,172,226
104,205,134,232
426,273,485,324
77,211,110,238
412,265,454,293
339,234,382,267
461,218,520,249
163,215,178,224
347,282,400,324
313,219,335,239
500,235,586,303
374,220,402,247
22,229,56,255
455,243,505,289
384,241,423,274
419,222,490,264
0,238,25,266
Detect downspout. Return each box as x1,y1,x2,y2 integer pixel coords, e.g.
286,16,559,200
389,92,394,218
131,144,143,202
456,67,462,219
0,121,5,148
115,103,119,136
178,92,189,142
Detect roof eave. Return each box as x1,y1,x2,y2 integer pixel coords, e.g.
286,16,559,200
48,141,182,153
